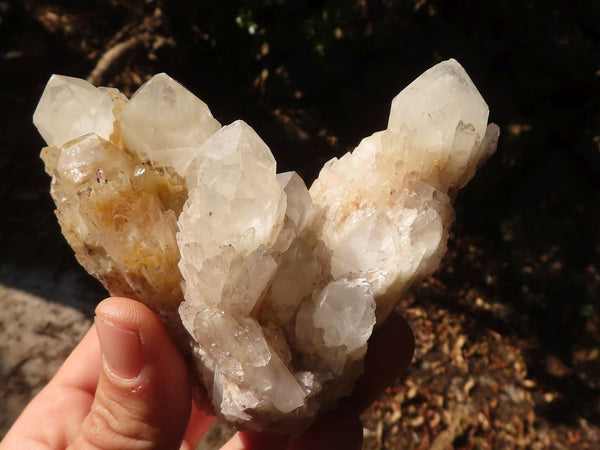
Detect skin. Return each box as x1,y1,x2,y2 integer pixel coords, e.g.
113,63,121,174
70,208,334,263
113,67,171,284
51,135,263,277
1,297,414,450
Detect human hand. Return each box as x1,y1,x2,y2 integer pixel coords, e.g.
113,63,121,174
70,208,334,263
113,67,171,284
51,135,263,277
1,297,413,450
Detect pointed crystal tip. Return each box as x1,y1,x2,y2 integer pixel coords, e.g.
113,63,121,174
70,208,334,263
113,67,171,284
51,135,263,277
33,74,115,148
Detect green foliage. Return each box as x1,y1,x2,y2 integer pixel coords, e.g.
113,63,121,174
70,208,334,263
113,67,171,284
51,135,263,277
301,7,335,56
235,7,259,35
234,0,345,56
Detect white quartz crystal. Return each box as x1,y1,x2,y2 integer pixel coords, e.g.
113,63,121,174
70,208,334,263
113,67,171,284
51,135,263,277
121,73,221,174
34,59,498,434
310,58,498,321
33,75,116,148
388,59,488,149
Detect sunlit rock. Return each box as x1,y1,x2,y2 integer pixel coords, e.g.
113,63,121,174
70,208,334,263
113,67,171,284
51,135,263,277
34,59,498,434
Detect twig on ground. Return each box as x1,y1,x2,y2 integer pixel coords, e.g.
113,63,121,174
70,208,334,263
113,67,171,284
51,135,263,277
87,37,140,85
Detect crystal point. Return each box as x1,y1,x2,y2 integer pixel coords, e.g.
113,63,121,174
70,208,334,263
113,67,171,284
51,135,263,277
121,73,221,174
34,75,115,148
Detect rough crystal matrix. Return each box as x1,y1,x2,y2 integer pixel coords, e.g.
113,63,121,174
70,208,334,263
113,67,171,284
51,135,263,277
34,59,499,434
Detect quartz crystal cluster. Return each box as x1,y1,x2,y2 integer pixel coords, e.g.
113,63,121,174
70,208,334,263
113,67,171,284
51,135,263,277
34,59,499,433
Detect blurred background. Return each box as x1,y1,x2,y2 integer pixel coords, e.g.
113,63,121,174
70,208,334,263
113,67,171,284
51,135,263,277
1,1,599,448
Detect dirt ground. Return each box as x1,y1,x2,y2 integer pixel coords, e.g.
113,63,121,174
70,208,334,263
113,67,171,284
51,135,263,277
1,1,599,448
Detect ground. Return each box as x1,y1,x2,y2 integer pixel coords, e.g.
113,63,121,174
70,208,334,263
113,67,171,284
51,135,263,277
1,1,599,448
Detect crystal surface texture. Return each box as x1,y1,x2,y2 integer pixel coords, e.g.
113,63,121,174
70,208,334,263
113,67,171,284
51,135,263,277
34,59,499,434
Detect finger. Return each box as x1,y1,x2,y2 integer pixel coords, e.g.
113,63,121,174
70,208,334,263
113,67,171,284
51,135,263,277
350,310,414,412
284,407,363,450
180,402,216,450
69,297,191,450
219,406,364,450
220,430,289,450
1,326,100,449
52,324,101,394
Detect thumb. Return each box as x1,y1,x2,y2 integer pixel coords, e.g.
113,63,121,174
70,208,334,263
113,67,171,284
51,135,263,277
70,297,191,450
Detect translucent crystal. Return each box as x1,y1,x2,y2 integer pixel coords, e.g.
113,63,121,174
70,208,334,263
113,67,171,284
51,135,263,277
33,75,115,148
310,58,498,321
299,278,375,357
121,73,221,175
177,120,285,262
391,60,485,130
386,58,496,191
34,59,499,434
277,171,312,233
40,133,186,315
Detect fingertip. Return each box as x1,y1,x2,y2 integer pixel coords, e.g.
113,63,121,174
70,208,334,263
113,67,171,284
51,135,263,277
95,296,158,331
